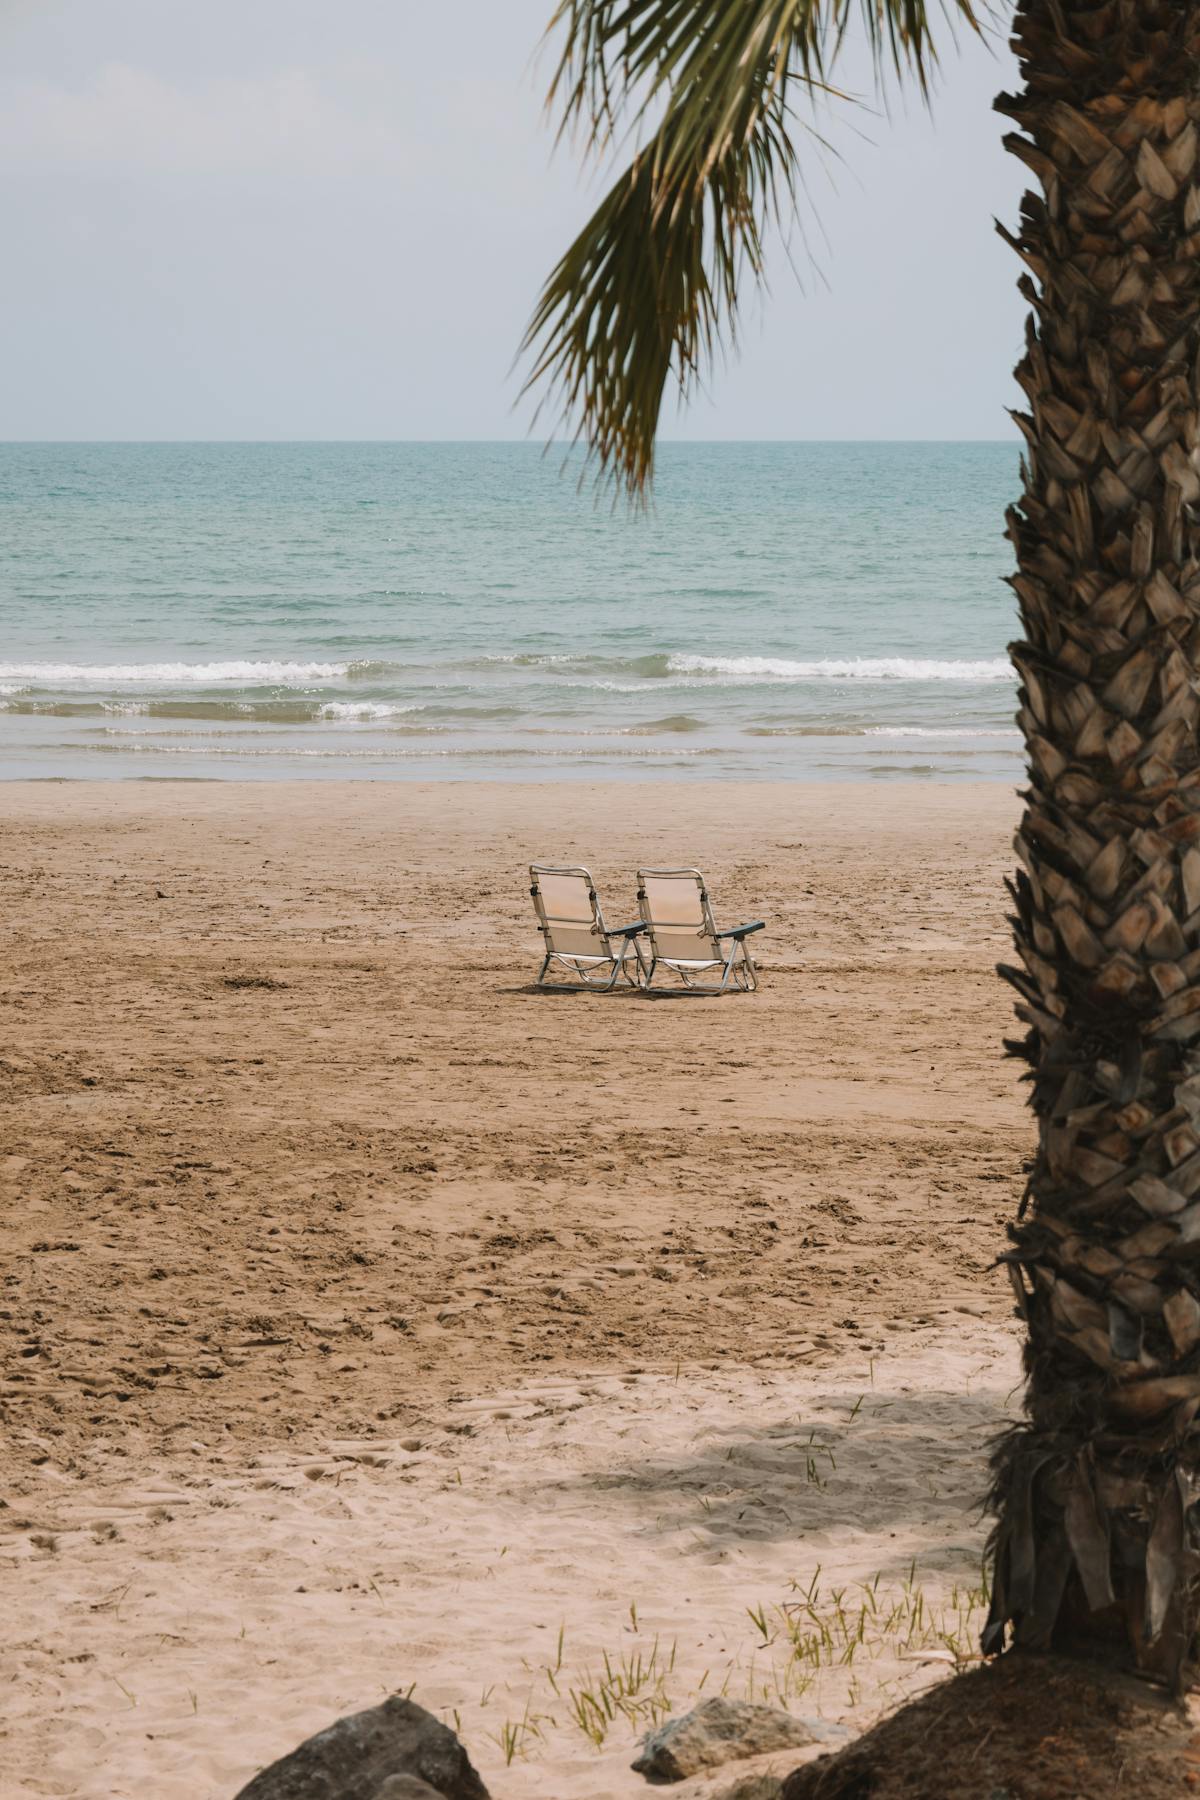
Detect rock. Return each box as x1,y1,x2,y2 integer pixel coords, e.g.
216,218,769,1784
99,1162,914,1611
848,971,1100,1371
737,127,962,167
233,1695,490,1800
711,1778,783,1800
633,1698,817,1782
651,1741,846,1800
665,1748,806,1800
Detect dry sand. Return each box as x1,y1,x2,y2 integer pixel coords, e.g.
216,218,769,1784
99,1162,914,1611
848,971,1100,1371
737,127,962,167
1,779,1027,1797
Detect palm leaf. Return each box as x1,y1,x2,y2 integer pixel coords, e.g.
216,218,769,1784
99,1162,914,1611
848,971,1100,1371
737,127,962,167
524,0,982,495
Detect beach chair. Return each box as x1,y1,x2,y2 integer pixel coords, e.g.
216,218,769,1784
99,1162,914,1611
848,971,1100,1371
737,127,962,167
529,864,646,990
635,868,764,993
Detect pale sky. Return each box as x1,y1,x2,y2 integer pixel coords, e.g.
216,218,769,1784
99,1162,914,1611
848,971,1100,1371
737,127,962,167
1,0,1023,441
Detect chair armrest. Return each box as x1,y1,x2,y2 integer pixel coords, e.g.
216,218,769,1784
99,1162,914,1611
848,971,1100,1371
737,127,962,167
716,921,765,939
611,921,647,937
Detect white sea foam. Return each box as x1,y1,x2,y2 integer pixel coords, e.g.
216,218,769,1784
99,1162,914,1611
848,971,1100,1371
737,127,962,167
666,654,1012,682
865,726,1020,739
0,653,1015,691
478,651,1013,684
317,700,416,720
0,659,354,686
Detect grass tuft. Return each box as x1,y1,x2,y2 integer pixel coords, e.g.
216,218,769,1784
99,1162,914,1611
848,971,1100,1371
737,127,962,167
565,1636,677,1749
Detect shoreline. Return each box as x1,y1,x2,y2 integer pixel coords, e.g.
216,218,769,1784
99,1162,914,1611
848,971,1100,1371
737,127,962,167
0,770,1024,784
0,772,1025,789
0,757,1025,782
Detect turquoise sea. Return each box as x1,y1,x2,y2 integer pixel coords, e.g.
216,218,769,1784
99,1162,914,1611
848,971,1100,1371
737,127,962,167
0,442,1022,781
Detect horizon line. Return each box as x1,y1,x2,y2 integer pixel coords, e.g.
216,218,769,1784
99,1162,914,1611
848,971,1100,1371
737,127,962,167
0,435,1019,447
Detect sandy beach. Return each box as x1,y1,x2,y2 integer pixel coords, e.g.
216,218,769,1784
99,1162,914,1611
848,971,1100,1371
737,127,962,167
2,778,1026,1797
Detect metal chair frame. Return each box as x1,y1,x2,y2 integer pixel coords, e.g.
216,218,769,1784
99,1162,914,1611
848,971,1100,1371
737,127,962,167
529,863,646,991
635,867,764,994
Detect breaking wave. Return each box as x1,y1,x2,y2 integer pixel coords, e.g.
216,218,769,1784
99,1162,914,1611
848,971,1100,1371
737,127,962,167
0,658,365,685
667,654,1012,682
478,651,1012,684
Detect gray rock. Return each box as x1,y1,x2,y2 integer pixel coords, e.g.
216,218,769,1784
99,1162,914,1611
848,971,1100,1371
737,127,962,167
233,1695,490,1800
633,1698,817,1782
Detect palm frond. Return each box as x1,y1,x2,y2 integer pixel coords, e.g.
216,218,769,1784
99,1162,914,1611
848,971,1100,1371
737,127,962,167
523,0,981,496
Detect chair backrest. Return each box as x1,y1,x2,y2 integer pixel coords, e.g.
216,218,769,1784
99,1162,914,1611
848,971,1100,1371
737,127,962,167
530,864,606,958
637,868,719,962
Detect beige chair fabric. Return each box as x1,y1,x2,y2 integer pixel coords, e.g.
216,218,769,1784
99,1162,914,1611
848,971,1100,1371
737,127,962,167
529,864,645,990
636,868,763,993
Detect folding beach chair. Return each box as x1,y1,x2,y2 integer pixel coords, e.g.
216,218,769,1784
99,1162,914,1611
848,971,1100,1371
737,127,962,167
529,864,646,990
635,868,764,993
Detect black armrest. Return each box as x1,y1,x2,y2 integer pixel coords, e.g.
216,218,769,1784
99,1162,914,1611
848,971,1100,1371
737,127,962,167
716,921,765,939
611,921,647,937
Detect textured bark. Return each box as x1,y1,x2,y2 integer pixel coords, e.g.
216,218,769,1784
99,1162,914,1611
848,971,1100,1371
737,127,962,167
986,0,1200,1686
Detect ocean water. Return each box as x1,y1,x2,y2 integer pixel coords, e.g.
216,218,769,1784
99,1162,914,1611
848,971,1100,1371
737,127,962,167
0,441,1023,781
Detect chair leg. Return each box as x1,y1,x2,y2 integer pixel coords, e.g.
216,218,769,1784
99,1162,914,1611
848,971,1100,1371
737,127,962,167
538,954,622,992
602,955,626,992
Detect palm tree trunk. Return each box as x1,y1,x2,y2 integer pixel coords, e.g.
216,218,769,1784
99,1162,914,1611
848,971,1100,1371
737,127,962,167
986,0,1200,1686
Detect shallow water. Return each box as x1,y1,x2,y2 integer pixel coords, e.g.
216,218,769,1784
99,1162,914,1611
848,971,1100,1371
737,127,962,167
0,441,1023,780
